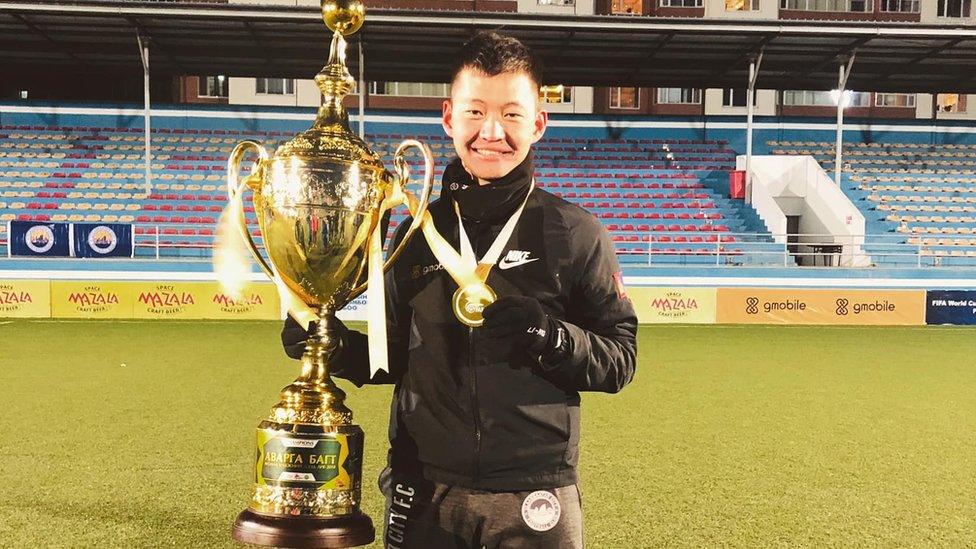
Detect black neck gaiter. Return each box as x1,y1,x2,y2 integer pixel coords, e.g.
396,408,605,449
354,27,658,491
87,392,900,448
441,152,534,225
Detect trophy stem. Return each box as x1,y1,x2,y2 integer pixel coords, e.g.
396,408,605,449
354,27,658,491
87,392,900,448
271,310,352,426
298,312,341,384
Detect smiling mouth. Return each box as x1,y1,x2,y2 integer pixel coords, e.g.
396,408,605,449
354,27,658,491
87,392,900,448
471,148,514,159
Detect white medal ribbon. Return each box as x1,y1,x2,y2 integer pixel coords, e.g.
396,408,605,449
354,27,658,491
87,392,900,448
454,181,535,281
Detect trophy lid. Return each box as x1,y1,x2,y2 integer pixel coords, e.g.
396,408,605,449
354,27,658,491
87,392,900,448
273,0,382,173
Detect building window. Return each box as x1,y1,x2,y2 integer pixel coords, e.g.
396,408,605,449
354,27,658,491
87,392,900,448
538,0,575,5
722,89,753,107
540,85,573,104
660,0,702,6
726,0,760,9
938,0,971,17
612,0,643,13
657,88,701,104
369,82,449,97
780,0,872,11
937,93,967,113
781,90,869,107
781,90,826,106
880,0,918,11
255,78,294,95
875,93,916,108
609,87,640,109
198,76,227,98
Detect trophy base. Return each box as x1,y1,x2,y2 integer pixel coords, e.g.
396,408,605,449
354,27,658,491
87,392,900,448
232,509,375,548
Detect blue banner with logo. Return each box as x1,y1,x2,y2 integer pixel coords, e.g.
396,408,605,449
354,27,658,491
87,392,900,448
8,221,71,257
926,290,976,325
72,223,133,258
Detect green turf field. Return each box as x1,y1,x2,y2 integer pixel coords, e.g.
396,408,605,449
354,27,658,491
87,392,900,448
1,320,975,548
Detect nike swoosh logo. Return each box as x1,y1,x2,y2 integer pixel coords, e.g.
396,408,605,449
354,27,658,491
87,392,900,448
498,257,540,270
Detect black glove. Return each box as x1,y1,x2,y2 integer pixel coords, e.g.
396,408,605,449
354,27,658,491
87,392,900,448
482,295,554,355
281,314,316,360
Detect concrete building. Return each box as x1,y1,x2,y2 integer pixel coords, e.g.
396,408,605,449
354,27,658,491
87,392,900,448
178,0,975,121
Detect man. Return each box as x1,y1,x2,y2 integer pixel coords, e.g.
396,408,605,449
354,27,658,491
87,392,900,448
282,31,637,548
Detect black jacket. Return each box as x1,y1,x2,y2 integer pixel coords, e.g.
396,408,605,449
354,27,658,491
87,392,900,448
335,179,638,491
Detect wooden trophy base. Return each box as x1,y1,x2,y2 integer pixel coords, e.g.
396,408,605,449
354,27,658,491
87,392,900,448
232,509,375,548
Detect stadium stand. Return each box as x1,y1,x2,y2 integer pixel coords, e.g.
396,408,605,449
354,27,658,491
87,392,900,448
770,141,976,266
0,123,769,265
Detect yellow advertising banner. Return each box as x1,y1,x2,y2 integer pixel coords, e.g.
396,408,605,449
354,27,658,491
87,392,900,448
629,287,717,324
50,281,137,319
130,281,210,319
49,280,280,320
199,281,280,320
0,280,51,318
716,288,926,326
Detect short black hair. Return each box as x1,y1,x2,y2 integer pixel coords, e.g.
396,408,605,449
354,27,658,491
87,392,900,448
451,31,543,90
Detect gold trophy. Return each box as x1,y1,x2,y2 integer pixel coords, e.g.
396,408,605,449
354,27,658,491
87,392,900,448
220,0,434,546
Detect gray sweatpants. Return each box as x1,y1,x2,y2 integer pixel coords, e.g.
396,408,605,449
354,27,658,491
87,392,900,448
379,468,583,549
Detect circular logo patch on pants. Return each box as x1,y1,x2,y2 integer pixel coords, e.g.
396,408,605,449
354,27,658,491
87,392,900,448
521,490,561,532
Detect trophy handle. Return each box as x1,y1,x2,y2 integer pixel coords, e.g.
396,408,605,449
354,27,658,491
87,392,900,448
227,140,274,279
384,139,435,267
347,139,434,298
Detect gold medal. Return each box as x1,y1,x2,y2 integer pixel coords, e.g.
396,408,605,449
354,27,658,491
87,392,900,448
452,283,497,327
414,182,533,327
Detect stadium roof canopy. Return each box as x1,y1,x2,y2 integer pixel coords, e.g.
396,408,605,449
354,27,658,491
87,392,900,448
4,0,976,93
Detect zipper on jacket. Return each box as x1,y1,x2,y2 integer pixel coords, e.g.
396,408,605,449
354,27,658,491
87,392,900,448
468,326,482,481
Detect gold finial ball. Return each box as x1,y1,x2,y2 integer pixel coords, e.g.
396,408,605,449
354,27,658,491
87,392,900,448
322,0,365,36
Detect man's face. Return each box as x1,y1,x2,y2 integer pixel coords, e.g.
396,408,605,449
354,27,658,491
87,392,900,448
442,68,548,182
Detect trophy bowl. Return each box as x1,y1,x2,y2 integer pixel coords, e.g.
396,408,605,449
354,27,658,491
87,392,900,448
237,131,389,312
